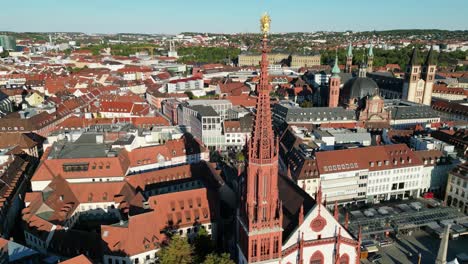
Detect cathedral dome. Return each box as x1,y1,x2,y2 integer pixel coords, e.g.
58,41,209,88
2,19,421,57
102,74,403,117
342,77,379,100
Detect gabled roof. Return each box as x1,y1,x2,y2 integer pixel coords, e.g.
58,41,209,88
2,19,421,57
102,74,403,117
61,254,93,264
101,211,163,256
0,132,44,149
31,150,130,181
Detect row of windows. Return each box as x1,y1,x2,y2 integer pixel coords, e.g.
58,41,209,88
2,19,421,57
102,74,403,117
1,126,25,131
451,177,468,188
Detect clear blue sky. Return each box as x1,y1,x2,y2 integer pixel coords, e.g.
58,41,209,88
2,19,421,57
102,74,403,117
2,0,467,34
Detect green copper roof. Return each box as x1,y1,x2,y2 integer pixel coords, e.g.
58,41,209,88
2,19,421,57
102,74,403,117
347,43,353,57
332,55,341,75
368,43,374,57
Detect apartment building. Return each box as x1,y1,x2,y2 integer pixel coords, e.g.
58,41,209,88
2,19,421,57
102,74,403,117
445,163,468,214
315,144,425,204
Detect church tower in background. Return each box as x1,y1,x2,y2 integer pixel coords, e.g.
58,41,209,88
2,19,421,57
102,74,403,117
346,42,353,73
328,54,341,107
403,47,436,106
421,46,437,105
367,42,374,72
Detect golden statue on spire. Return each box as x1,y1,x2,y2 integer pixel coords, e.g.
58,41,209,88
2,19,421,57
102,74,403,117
260,12,271,37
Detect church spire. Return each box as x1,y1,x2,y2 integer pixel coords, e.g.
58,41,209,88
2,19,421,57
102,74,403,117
368,42,374,57
238,13,282,263
346,42,353,73
367,42,374,72
248,13,277,163
425,45,437,65
409,47,419,65
332,52,341,75
347,42,353,57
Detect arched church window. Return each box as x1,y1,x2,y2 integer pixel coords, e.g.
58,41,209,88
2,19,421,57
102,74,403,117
339,254,350,264
310,250,324,264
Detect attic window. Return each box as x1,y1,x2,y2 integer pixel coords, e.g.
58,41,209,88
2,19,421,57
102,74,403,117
63,162,89,172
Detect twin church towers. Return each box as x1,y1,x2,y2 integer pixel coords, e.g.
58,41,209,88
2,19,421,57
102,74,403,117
330,42,437,107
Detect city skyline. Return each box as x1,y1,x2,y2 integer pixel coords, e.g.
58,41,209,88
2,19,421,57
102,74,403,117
2,0,468,34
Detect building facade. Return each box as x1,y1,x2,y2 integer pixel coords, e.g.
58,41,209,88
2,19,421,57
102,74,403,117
445,163,468,214
402,47,437,105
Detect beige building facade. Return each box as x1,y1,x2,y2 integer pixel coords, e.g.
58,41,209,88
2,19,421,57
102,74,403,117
238,53,320,68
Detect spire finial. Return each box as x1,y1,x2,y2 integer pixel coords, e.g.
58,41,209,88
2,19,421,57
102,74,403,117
333,200,339,221
316,184,323,205
260,13,271,38
299,204,304,225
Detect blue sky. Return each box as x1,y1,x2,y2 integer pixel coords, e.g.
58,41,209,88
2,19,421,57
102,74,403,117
2,0,467,34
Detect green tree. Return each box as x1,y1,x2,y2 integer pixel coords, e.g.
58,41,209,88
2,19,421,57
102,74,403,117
157,235,193,264
184,91,195,99
0,50,9,58
300,101,313,108
203,253,235,264
236,152,245,162
193,228,214,263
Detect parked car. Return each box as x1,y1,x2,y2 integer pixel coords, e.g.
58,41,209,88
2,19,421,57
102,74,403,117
368,253,383,263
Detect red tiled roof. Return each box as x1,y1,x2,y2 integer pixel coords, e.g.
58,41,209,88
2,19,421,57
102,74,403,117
218,82,250,96
100,93,146,104
31,151,130,181
68,181,135,204
432,84,468,96
316,144,423,174
148,187,215,227
117,66,152,74
226,95,257,107
99,101,150,116
414,150,443,167
61,255,93,264
126,137,206,169
101,211,163,256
